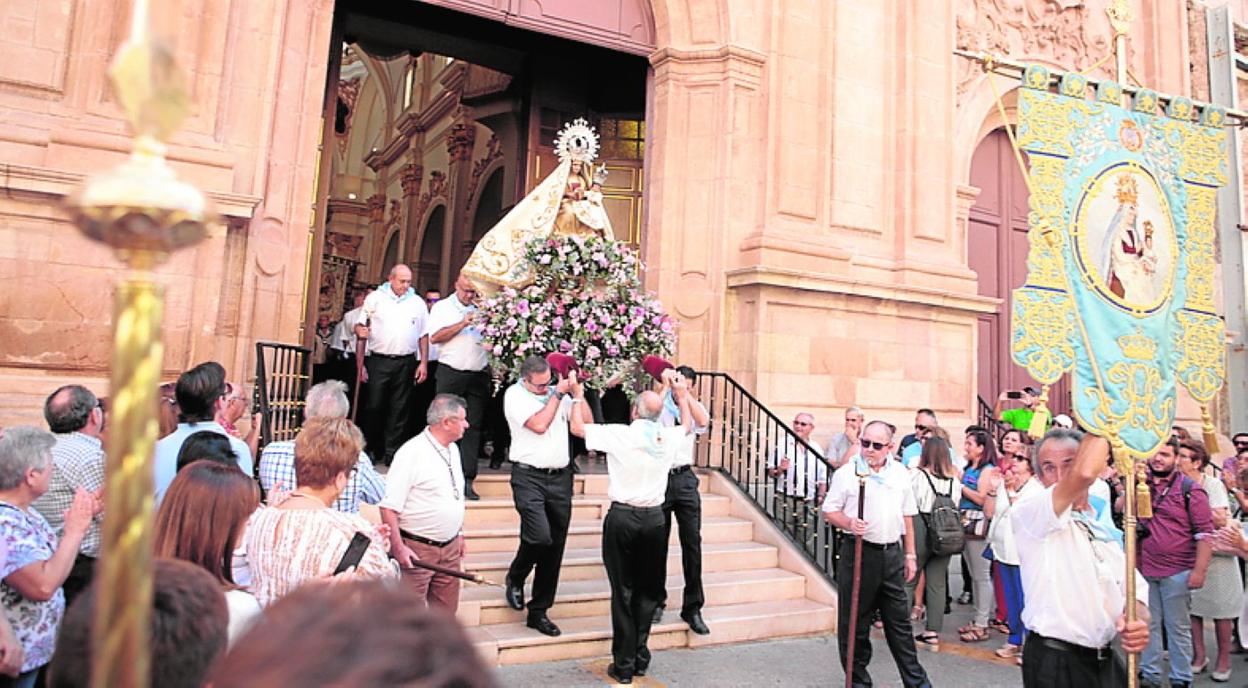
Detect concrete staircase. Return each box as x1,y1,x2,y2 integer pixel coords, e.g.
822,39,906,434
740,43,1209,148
457,468,837,666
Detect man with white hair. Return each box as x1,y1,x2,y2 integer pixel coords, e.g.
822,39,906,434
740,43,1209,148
1011,429,1149,686
257,380,384,513
767,412,828,552
571,379,695,684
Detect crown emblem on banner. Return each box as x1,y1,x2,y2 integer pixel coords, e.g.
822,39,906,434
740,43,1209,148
1115,174,1139,204
1118,328,1158,360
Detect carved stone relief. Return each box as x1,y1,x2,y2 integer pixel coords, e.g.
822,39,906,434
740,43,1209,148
955,0,1118,106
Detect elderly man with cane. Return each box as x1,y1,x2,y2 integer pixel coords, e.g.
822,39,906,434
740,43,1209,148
823,420,931,688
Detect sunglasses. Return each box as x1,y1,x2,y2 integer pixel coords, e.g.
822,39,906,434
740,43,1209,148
860,438,888,451
1235,441,1248,448
793,421,811,427
915,424,929,433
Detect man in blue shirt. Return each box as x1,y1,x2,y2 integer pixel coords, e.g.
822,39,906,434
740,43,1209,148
153,362,253,502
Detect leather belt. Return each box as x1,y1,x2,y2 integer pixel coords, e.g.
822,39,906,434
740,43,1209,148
400,529,459,547
371,352,413,360
610,502,664,513
858,540,902,551
1031,633,1114,663
669,464,692,476
514,462,569,475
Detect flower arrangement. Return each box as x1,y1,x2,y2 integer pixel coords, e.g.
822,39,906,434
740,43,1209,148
478,235,676,389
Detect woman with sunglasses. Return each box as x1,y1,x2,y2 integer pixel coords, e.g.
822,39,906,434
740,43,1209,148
958,427,1000,643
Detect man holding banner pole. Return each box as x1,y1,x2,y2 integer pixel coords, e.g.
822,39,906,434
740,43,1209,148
822,420,930,688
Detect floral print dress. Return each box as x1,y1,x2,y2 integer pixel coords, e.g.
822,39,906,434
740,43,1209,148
0,501,65,673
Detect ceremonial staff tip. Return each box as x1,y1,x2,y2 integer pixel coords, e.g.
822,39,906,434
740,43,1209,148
65,4,210,686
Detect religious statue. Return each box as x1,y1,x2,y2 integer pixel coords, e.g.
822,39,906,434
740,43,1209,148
462,118,615,294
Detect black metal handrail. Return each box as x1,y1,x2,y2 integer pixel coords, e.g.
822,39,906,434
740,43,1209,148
254,341,312,448
976,394,1008,440
690,372,840,579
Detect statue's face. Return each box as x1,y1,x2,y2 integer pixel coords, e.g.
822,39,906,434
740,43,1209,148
571,160,583,173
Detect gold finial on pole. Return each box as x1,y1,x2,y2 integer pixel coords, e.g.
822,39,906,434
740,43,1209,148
64,0,212,685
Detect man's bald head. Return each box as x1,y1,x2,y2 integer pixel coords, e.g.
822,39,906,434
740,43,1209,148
387,264,412,296
633,390,663,421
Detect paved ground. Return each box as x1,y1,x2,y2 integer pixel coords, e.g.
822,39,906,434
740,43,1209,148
494,556,1246,686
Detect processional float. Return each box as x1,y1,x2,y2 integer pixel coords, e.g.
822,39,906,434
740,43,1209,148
958,1,1240,684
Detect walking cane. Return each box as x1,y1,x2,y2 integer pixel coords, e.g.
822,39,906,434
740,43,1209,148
844,462,869,688
401,562,500,586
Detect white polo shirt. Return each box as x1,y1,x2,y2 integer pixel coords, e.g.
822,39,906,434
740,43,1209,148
1012,485,1148,648
380,430,465,542
658,392,707,468
585,421,687,507
769,437,828,501
331,306,364,355
427,294,488,372
821,457,917,545
504,386,573,469
362,285,429,357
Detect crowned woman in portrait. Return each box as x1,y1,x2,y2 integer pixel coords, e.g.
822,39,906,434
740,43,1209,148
463,118,615,295
1098,174,1154,303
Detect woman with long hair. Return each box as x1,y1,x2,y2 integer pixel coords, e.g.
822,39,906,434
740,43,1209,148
154,460,262,644
907,427,963,648
958,427,1000,643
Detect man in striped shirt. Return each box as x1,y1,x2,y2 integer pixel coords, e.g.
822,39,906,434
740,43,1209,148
258,381,384,513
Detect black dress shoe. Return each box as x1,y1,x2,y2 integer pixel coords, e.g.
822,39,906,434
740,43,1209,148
651,605,664,625
681,610,710,635
606,663,633,684
464,483,481,501
526,615,561,637
634,661,649,677
504,577,524,610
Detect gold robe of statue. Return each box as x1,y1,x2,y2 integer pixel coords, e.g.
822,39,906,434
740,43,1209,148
463,158,614,295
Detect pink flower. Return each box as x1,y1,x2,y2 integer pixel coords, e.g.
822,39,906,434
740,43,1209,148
551,316,564,329
585,321,598,333
623,324,636,336
516,300,530,315
559,340,573,352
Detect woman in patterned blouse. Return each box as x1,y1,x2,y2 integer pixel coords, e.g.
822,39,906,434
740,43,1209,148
242,418,397,607
0,427,95,688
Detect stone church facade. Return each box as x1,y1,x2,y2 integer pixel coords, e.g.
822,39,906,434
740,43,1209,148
0,0,1241,444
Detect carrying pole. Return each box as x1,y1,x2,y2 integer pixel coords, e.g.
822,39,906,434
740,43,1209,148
844,467,869,688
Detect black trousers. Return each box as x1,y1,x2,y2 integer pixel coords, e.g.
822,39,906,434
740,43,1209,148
407,359,439,438
507,464,573,617
1021,633,1124,688
602,503,666,676
836,542,930,688
435,364,490,481
364,354,415,463
62,553,96,609
657,467,703,614
330,351,359,402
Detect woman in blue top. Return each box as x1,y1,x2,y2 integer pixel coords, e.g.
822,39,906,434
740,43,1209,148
958,427,1000,643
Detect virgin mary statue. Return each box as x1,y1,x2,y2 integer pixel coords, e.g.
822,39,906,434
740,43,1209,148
463,118,615,295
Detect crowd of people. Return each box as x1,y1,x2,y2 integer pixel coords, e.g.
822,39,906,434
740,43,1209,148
776,390,1248,688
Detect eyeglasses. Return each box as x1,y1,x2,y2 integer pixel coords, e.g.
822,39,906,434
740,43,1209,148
527,378,552,390
793,421,811,427
860,438,888,451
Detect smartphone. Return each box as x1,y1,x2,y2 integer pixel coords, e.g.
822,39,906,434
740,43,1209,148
1006,391,1023,400
333,532,373,575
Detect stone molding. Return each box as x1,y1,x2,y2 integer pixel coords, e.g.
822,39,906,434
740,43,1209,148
0,163,260,219
726,266,1000,316
649,44,766,86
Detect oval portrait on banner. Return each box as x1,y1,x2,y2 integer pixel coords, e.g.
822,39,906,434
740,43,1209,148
1073,163,1177,314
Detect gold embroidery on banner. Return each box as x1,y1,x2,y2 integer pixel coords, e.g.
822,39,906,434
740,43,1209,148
1117,328,1157,361
1175,310,1226,403
1183,185,1218,312
1179,128,1228,186
1083,362,1174,446
1011,290,1076,383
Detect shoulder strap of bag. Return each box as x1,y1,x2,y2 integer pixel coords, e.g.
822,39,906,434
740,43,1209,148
922,469,955,499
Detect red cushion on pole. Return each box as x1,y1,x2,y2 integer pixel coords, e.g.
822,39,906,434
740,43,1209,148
546,352,579,378
641,355,673,381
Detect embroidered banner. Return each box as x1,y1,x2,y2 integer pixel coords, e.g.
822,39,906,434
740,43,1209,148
1010,65,1228,460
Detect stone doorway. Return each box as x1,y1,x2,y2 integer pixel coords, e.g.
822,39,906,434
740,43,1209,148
306,0,653,340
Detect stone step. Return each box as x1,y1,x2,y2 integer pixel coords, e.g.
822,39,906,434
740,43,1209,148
463,493,732,527
470,598,836,666
464,515,753,553
459,567,808,627
462,541,778,583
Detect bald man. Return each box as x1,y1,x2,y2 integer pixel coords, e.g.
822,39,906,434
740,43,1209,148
428,273,490,499
572,384,695,684
355,264,430,465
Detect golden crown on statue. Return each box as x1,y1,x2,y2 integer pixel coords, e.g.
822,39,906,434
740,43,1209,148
1115,173,1139,205
1118,328,1158,361
554,118,600,165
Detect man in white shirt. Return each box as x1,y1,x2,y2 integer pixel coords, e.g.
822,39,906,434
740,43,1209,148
330,291,366,399
1011,428,1150,687
572,381,694,685
822,420,930,688
501,355,592,637
380,393,468,611
355,264,430,465
428,274,491,499
651,365,711,635
766,412,828,557
825,406,865,469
